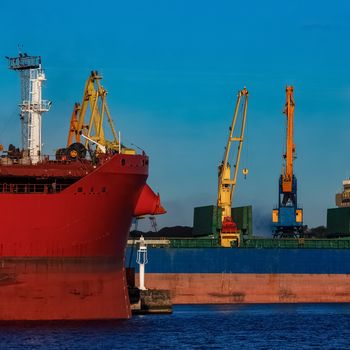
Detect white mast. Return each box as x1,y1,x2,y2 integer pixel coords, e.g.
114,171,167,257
7,53,51,164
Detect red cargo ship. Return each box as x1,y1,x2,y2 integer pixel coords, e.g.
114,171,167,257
0,54,164,320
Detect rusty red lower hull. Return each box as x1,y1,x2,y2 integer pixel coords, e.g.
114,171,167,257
138,273,350,304
0,258,130,320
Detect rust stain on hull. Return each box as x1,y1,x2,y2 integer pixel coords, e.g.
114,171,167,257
136,273,350,304
0,273,17,286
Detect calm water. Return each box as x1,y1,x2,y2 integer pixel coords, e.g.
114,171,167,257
1,304,350,349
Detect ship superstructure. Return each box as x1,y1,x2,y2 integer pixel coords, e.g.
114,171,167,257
336,179,350,207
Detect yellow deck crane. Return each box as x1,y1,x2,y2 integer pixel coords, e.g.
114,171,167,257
217,87,248,247
65,71,135,158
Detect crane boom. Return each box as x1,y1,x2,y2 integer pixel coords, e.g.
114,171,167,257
282,86,295,193
217,87,248,247
57,71,138,162
67,71,122,152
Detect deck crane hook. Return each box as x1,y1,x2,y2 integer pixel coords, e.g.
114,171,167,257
242,168,249,179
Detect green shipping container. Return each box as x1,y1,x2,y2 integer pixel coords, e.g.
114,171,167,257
232,205,253,237
193,205,222,237
192,205,253,237
327,207,350,234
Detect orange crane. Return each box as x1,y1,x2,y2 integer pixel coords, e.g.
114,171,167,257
272,86,303,237
217,87,248,247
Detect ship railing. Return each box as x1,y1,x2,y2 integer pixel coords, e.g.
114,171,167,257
169,238,221,248
242,238,350,249
8,55,41,70
0,154,88,164
20,100,51,112
0,155,51,165
127,239,170,247
0,183,69,194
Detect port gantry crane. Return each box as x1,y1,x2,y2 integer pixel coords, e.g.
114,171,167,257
217,87,248,247
272,86,303,238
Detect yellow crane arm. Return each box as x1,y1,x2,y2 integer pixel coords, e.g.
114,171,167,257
217,87,248,220
67,71,120,151
282,86,295,193
67,103,81,147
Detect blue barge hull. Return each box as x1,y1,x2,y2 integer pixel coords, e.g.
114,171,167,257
126,247,350,304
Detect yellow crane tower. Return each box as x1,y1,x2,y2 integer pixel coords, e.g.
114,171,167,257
217,87,248,247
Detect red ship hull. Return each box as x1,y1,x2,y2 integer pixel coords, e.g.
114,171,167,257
0,153,151,320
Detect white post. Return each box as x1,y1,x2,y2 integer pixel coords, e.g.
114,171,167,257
136,235,148,291
139,261,145,291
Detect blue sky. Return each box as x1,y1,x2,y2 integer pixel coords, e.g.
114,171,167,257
1,0,350,233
